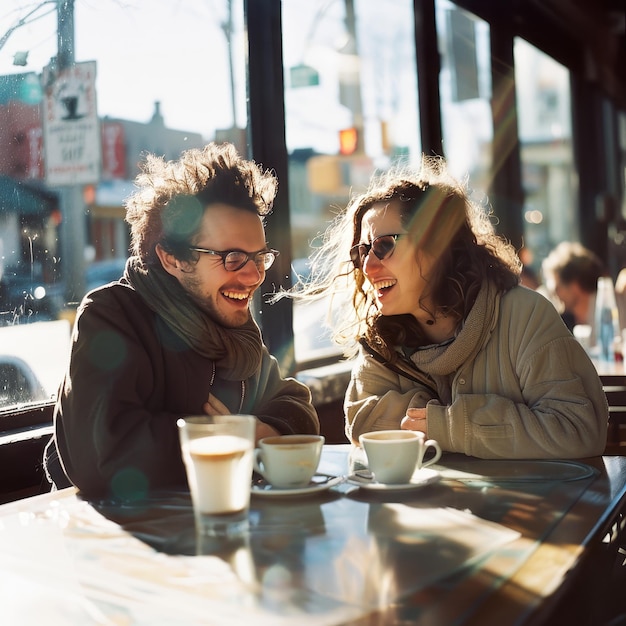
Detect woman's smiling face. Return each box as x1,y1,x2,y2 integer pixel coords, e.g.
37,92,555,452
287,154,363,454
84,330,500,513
359,200,435,322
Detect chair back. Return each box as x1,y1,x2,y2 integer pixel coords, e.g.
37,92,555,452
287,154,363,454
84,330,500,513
600,374,626,454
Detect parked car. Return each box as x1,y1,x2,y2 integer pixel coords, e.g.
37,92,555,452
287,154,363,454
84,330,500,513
0,265,63,326
0,258,129,327
0,354,48,406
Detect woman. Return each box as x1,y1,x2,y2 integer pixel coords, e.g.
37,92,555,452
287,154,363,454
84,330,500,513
297,156,607,459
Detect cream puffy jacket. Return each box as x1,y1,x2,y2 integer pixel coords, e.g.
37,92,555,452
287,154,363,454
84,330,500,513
345,284,608,459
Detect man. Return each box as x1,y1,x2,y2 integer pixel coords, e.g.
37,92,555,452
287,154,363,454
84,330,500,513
44,143,319,498
541,241,605,332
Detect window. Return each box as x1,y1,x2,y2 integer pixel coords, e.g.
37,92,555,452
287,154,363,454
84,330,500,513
514,38,576,275
0,0,247,409
282,0,421,362
436,1,492,202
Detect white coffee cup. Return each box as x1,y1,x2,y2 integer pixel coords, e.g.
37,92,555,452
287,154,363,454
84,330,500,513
359,430,442,484
178,414,256,536
253,434,325,488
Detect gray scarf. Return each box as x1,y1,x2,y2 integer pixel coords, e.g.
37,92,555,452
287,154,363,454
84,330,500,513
124,256,263,381
408,281,500,404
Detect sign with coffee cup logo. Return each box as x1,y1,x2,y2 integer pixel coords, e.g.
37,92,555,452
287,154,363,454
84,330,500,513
42,60,101,186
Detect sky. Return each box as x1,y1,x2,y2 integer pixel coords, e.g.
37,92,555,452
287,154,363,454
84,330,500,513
0,0,244,140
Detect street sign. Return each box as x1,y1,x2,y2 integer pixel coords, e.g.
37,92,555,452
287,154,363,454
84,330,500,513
42,61,101,186
290,64,320,88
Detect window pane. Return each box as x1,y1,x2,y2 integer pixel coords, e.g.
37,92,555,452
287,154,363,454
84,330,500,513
282,0,421,363
0,0,246,410
436,0,492,202
514,38,576,276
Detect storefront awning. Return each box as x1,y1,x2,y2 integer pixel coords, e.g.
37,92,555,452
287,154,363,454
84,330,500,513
0,176,57,216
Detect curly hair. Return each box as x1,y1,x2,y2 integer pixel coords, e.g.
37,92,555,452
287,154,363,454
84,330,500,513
293,156,521,360
125,142,278,265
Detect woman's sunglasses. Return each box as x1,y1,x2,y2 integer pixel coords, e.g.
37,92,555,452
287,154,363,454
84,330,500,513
349,234,402,270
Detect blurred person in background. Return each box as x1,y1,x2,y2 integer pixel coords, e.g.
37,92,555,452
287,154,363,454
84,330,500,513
44,143,319,498
541,241,605,334
289,156,608,459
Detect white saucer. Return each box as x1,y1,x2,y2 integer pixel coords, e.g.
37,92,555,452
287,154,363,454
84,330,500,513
251,473,345,497
346,468,440,491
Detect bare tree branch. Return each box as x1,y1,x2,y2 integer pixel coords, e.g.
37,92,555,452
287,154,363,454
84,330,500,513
0,1,57,53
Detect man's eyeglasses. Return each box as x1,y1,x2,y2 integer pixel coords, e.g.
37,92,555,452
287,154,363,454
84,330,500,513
349,234,402,270
189,247,279,272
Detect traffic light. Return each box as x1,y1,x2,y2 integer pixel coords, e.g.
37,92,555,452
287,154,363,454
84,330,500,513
339,127,358,155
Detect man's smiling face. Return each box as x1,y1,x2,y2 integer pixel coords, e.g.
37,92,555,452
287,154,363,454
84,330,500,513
177,203,267,328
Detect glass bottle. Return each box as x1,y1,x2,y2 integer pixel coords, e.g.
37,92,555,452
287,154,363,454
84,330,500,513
595,277,619,362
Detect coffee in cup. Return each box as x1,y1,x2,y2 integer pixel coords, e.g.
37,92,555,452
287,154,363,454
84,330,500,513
359,430,442,484
253,434,325,488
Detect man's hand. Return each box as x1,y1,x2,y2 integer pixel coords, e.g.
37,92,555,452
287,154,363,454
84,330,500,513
255,421,279,442
204,393,279,443
203,393,230,416
400,407,427,435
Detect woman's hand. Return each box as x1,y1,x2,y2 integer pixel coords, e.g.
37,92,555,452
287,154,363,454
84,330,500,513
401,407,427,435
